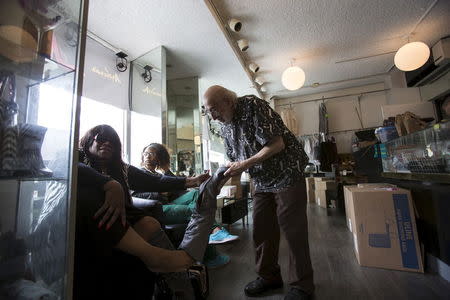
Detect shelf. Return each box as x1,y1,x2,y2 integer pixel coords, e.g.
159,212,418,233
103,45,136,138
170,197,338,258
382,172,450,184
0,176,67,182
0,36,74,85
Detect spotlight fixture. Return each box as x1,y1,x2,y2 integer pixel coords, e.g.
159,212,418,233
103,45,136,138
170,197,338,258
254,76,265,85
228,18,242,32
249,62,260,73
394,41,430,71
142,65,153,83
260,85,267,93
237,39,249,51
115,51,128,72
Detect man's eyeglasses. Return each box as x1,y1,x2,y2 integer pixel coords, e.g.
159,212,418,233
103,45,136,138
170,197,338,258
202,105,219,117
143,152,156,158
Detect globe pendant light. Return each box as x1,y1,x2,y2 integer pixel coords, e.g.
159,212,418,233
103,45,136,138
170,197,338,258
394,41,430,71
282,66,305,91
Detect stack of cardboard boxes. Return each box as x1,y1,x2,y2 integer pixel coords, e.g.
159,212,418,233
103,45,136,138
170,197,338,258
314,178,337,208
344,184,423,273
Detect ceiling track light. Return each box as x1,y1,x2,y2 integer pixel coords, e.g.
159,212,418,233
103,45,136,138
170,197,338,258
115,51,128,72
228,18,242,32
237,39,249,51
260,85,267,93
142,65,153,83
255,76,265,85
249,62,260,73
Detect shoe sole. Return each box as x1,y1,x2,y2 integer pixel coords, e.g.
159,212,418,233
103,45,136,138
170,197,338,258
208,236,239,244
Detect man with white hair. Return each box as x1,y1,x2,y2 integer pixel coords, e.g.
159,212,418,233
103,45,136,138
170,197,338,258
203,86,314,300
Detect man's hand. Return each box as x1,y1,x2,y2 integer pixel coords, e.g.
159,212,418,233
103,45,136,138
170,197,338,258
185,172,211,188
224,160,250,177
94,180,126,229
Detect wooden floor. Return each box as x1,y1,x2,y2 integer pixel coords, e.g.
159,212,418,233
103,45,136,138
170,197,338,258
209,203,450,300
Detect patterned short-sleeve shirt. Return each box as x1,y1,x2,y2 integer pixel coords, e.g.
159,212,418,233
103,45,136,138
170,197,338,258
221,95,308,192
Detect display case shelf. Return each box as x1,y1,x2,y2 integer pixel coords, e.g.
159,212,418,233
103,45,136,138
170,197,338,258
0,36,74,85
381,121,450,174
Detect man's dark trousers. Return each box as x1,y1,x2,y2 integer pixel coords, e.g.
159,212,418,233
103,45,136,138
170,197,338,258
252,178,314,294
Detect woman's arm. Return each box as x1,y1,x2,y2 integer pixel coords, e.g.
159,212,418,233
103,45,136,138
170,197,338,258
127,165,186,192
77,162,110,186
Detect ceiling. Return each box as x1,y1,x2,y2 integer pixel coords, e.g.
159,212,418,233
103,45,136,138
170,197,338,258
86,0,257,97
86,0,449,101
211,0,450,99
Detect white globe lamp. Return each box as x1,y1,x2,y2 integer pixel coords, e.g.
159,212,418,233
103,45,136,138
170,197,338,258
282,66,306,90
394,42,430,71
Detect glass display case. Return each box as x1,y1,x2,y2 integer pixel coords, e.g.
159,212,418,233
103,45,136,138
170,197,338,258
381,121,450,174
0,0,87,299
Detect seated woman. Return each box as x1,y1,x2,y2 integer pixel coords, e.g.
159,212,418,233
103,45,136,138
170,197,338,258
75,125,218,299
133,143,239,244
132,143,238,268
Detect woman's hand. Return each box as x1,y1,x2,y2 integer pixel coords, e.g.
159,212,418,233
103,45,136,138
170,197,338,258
94,180,126,229
185,172,210,188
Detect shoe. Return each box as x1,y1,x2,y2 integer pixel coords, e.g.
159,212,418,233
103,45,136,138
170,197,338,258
197,166,229,210
209,228,239,244
284,288,311,300
244,277,283,297
203,254,230,269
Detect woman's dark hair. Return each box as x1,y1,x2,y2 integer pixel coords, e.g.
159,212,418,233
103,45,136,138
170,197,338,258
79,125,129,190
141,143,170,169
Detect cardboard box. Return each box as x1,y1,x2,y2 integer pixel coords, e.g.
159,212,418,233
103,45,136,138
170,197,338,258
315,181,337,191
357,183,396,188
307,189,316,203
314,177,334,183
224,175,242,199
344,184,397,232
344,186,357,232
305,177,315,203
219,185,236,198
349,187,423,273
315,190,328,208
305,177,315,189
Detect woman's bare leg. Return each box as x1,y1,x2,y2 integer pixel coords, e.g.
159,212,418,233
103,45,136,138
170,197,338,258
133,216,161,241
115,224,193,273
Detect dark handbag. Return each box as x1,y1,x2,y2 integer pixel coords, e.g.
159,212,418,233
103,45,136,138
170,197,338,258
188,264,209,300
154,264,209,300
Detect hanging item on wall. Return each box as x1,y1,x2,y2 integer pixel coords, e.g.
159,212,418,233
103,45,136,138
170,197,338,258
280,106,299,136
318,101,328,135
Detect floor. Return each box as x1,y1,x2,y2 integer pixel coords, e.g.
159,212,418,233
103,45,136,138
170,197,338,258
209,203,450,300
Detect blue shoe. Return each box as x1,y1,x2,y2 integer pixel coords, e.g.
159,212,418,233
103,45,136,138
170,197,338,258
204,254,230,269
209,228,239,244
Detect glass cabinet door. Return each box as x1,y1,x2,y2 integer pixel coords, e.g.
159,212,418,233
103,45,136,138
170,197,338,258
0,0,87,299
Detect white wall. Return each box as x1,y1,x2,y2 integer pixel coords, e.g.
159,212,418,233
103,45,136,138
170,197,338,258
275,82,425,153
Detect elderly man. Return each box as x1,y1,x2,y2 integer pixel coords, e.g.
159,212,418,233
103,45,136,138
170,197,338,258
203,86,314,300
